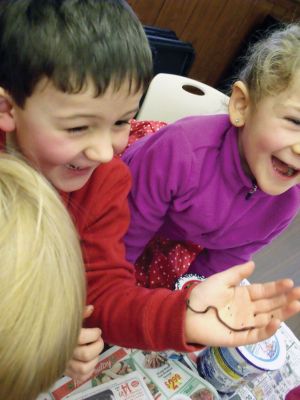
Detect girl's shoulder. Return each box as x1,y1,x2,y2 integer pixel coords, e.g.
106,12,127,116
170,114,232,146
123,115,234,171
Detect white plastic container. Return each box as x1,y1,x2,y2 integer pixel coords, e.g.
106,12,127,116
197,330,286,394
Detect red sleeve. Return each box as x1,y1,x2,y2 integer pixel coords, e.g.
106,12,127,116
68,157,200,352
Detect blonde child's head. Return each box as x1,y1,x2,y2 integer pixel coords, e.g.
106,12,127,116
238,23,300,105
0,154,86,400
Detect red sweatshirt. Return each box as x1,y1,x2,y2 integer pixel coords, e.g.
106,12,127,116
0,132,198,351
60,157,198,351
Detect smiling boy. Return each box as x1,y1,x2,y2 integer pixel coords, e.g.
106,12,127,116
8,78,141,192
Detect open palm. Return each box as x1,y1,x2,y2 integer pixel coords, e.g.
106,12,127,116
185,261,300,347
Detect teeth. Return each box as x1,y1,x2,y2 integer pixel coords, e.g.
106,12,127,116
287,167,295,177
67,164,81,170
272,157,297,177
274,165,295,177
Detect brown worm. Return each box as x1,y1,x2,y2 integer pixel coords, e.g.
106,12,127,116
186,300,255,332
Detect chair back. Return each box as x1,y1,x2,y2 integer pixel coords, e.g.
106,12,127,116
137,73,229,123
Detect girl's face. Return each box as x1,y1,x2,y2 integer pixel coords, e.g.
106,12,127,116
237,76,300,196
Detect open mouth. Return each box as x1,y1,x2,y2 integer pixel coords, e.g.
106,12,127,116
272,156,299,177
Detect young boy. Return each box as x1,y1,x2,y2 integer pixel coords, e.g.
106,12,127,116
0,0,300,379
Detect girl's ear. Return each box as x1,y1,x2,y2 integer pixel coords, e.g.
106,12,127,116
228,81,250,127
0,88,16,133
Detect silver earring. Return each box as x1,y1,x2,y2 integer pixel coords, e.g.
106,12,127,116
235,118,240,123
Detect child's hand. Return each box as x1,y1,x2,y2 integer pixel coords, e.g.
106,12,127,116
64,305,104,384
185,261,300,347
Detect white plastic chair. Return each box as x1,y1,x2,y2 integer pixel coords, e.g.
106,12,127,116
137,73,229,123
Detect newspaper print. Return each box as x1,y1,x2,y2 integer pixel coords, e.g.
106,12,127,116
37,322,300,400
40,346,219,400
129,350,219,399
66,371,153,400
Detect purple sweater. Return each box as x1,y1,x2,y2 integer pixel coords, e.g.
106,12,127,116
123,115,300,277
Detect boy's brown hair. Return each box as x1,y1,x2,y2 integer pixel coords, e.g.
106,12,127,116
0,0,153,107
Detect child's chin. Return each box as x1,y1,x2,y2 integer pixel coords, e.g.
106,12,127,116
52,179,88,192
261,184,292,197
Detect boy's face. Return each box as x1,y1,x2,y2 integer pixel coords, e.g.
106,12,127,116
10,78,143,192
238,75,300,196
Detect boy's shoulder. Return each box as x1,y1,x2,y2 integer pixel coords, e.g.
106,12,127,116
86,157,131,190
65,157,132,223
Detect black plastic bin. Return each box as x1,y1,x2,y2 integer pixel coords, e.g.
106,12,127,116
144,26,195,77
144,25,178,40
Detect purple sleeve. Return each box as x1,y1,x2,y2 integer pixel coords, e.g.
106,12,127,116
123,124,193,263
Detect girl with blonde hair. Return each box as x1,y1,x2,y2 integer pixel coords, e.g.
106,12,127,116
0,154,86,400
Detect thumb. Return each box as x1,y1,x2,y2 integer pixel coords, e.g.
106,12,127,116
83,305,94,319
219,261,255,286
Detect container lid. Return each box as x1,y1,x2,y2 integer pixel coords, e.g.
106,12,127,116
236,330,286,371
174,273,205,290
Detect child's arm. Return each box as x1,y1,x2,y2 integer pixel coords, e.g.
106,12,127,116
82,261,300,351
185,261,300,347
75,159,198,352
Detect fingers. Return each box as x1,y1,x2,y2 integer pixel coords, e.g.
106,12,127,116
248,279,295,301
83,304,94,319
78,327,102,345
65,356,100,383
65,305,104,384
65,328,104,384
227,298,300,347
231,319,281,346
241,299,300,334
253,287,300,314
244,285,300,330
216,261,255,286
73,336,104,362
267,300,300,323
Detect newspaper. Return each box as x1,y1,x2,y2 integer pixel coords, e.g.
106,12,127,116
38,346,219,400
37,322,300,400
183,323,300,400
67,371,153,400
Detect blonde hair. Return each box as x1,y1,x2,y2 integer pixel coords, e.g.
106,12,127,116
0,154,86,400
238,23,300,104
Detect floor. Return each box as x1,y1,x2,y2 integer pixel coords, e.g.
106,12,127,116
252,212,300,339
